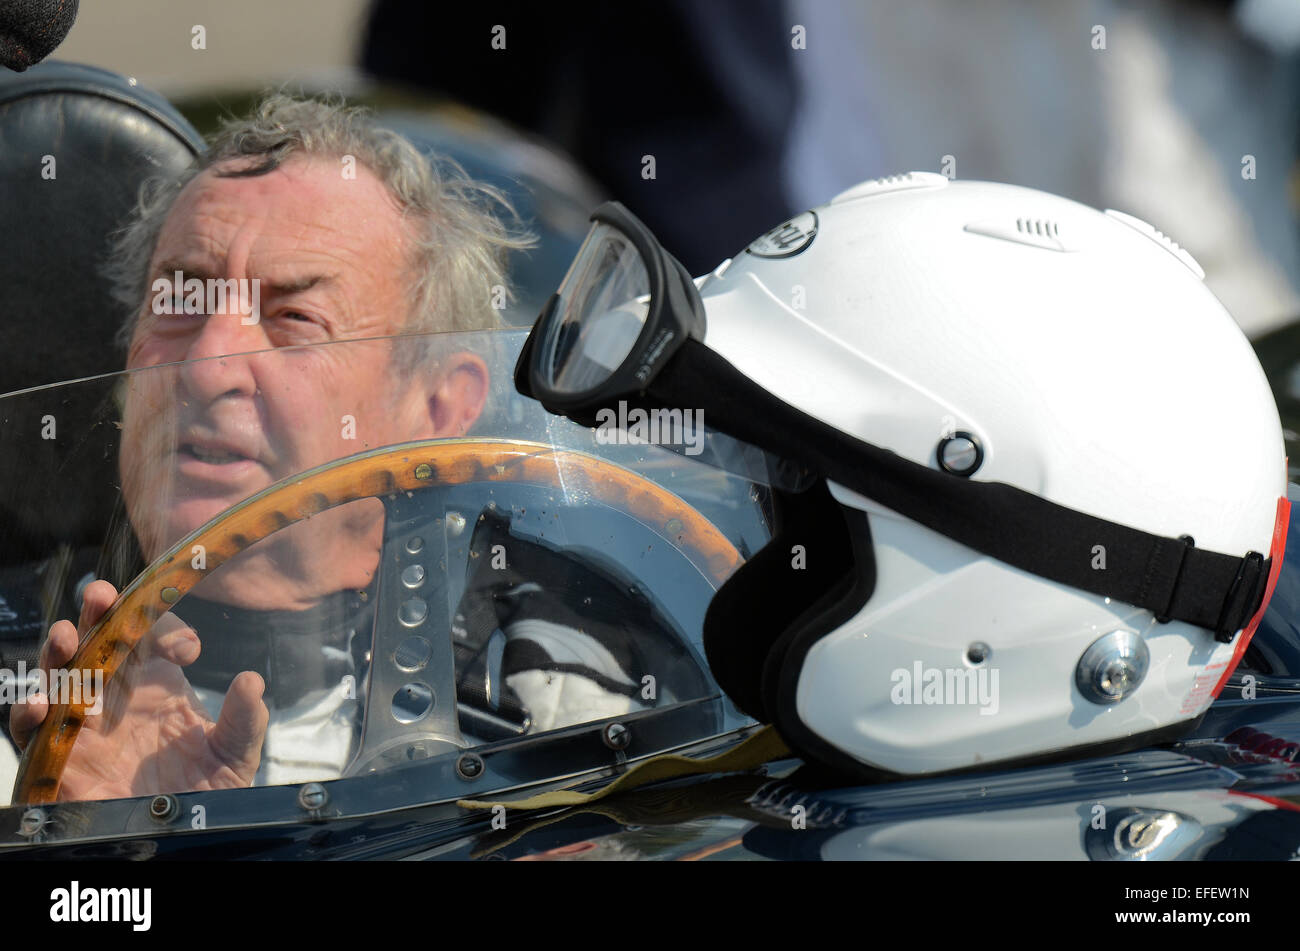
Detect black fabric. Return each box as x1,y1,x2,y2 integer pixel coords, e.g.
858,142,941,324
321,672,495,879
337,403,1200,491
454,507,712,711
361,0,799,276
764,505,876,753
0,543,99,652
702,481,862,723
0,0,78,71
172,590,372,710
653,339,1271,639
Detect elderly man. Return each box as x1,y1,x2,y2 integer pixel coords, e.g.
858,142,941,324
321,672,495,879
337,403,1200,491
7,94,544,800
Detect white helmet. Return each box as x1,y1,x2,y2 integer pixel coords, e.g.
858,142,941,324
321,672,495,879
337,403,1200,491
514,173,1291,778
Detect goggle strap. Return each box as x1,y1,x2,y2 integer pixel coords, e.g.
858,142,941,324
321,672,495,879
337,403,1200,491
651,339,1271,639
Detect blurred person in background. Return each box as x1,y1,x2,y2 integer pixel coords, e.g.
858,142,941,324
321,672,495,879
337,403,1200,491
365,0,1299,336
782,0,1300,337
362,0,802,275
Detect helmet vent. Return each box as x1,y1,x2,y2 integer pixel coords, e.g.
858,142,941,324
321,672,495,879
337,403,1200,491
831,171,949,204
1016,218,1060,238
964,217,1077,252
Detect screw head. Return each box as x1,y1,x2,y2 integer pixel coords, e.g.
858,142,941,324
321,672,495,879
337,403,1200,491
298,782,329,811
456,752,485,780
414,463,433,480
1076,630,1149,705
149,794,179,822
18,808,46,837
936,431,984,477
603,722,631,750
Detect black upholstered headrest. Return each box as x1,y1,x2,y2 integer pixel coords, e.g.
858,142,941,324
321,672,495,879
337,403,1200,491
0,61,204,391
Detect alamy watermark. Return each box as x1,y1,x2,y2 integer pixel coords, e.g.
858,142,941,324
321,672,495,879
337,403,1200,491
890,661,999,715
594,400,704,455
151,270,261,324
50,881,150,931
0,663,104,715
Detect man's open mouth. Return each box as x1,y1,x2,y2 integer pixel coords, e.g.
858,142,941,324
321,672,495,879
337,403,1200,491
180,443,254,465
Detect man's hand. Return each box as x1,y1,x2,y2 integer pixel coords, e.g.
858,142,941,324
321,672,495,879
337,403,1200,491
9,580,269,802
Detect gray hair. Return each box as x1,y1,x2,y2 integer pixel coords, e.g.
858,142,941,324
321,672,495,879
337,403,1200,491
108,93,536,353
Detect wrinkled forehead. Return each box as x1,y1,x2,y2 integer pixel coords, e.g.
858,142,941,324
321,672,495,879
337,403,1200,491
152,154,413,278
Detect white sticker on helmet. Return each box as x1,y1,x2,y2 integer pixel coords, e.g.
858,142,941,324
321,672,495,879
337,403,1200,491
747,211,818,258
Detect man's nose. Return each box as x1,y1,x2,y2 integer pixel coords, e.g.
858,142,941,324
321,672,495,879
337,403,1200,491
178,307,264,403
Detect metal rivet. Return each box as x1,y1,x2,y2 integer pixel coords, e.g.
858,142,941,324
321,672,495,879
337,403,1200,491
1076,630,1150,705
18,808,46,837
298,782,328,812
665,518,683,536
937,431,983,477
456,752,485,780
160,587,180,604
414,463,433,480
149,794,179,822
405,535,424,554
401,564,425,588
966,642,991,665
603,722,631,750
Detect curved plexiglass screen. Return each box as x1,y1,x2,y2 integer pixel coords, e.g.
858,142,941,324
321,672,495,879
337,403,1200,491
0,330,771,812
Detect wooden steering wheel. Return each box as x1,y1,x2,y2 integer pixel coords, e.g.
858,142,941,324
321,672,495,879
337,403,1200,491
13,438,743,804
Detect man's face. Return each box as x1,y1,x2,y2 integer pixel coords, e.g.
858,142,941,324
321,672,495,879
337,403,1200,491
119,155,486,608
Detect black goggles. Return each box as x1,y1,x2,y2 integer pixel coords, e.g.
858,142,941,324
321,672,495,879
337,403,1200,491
515,201,706,416
515,203,1282,643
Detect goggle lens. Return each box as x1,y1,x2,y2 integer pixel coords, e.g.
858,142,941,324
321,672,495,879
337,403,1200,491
540,223,651,396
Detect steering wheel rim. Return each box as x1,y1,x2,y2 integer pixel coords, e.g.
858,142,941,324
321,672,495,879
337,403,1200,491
13,438,744,804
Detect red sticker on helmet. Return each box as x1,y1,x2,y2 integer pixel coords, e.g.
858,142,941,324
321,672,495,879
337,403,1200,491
1210,494,1291,701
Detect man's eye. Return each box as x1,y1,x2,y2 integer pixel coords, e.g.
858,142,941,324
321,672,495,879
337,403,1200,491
279,311,315,323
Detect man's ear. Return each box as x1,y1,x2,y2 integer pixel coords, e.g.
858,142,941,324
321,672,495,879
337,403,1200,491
426,351,490,437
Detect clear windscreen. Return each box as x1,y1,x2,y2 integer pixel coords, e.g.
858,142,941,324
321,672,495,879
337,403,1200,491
0,329,772,809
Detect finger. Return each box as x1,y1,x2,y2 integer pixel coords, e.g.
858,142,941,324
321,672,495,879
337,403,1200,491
77,580,118,638
21,618,84,750
144,613,202,667
208,671,268,783
8,689,47,750
38,619,78,672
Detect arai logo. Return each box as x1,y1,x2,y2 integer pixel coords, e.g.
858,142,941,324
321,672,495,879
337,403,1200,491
746,211,818,258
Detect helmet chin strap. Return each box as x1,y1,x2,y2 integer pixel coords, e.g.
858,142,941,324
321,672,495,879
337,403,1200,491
634,338,1273,642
